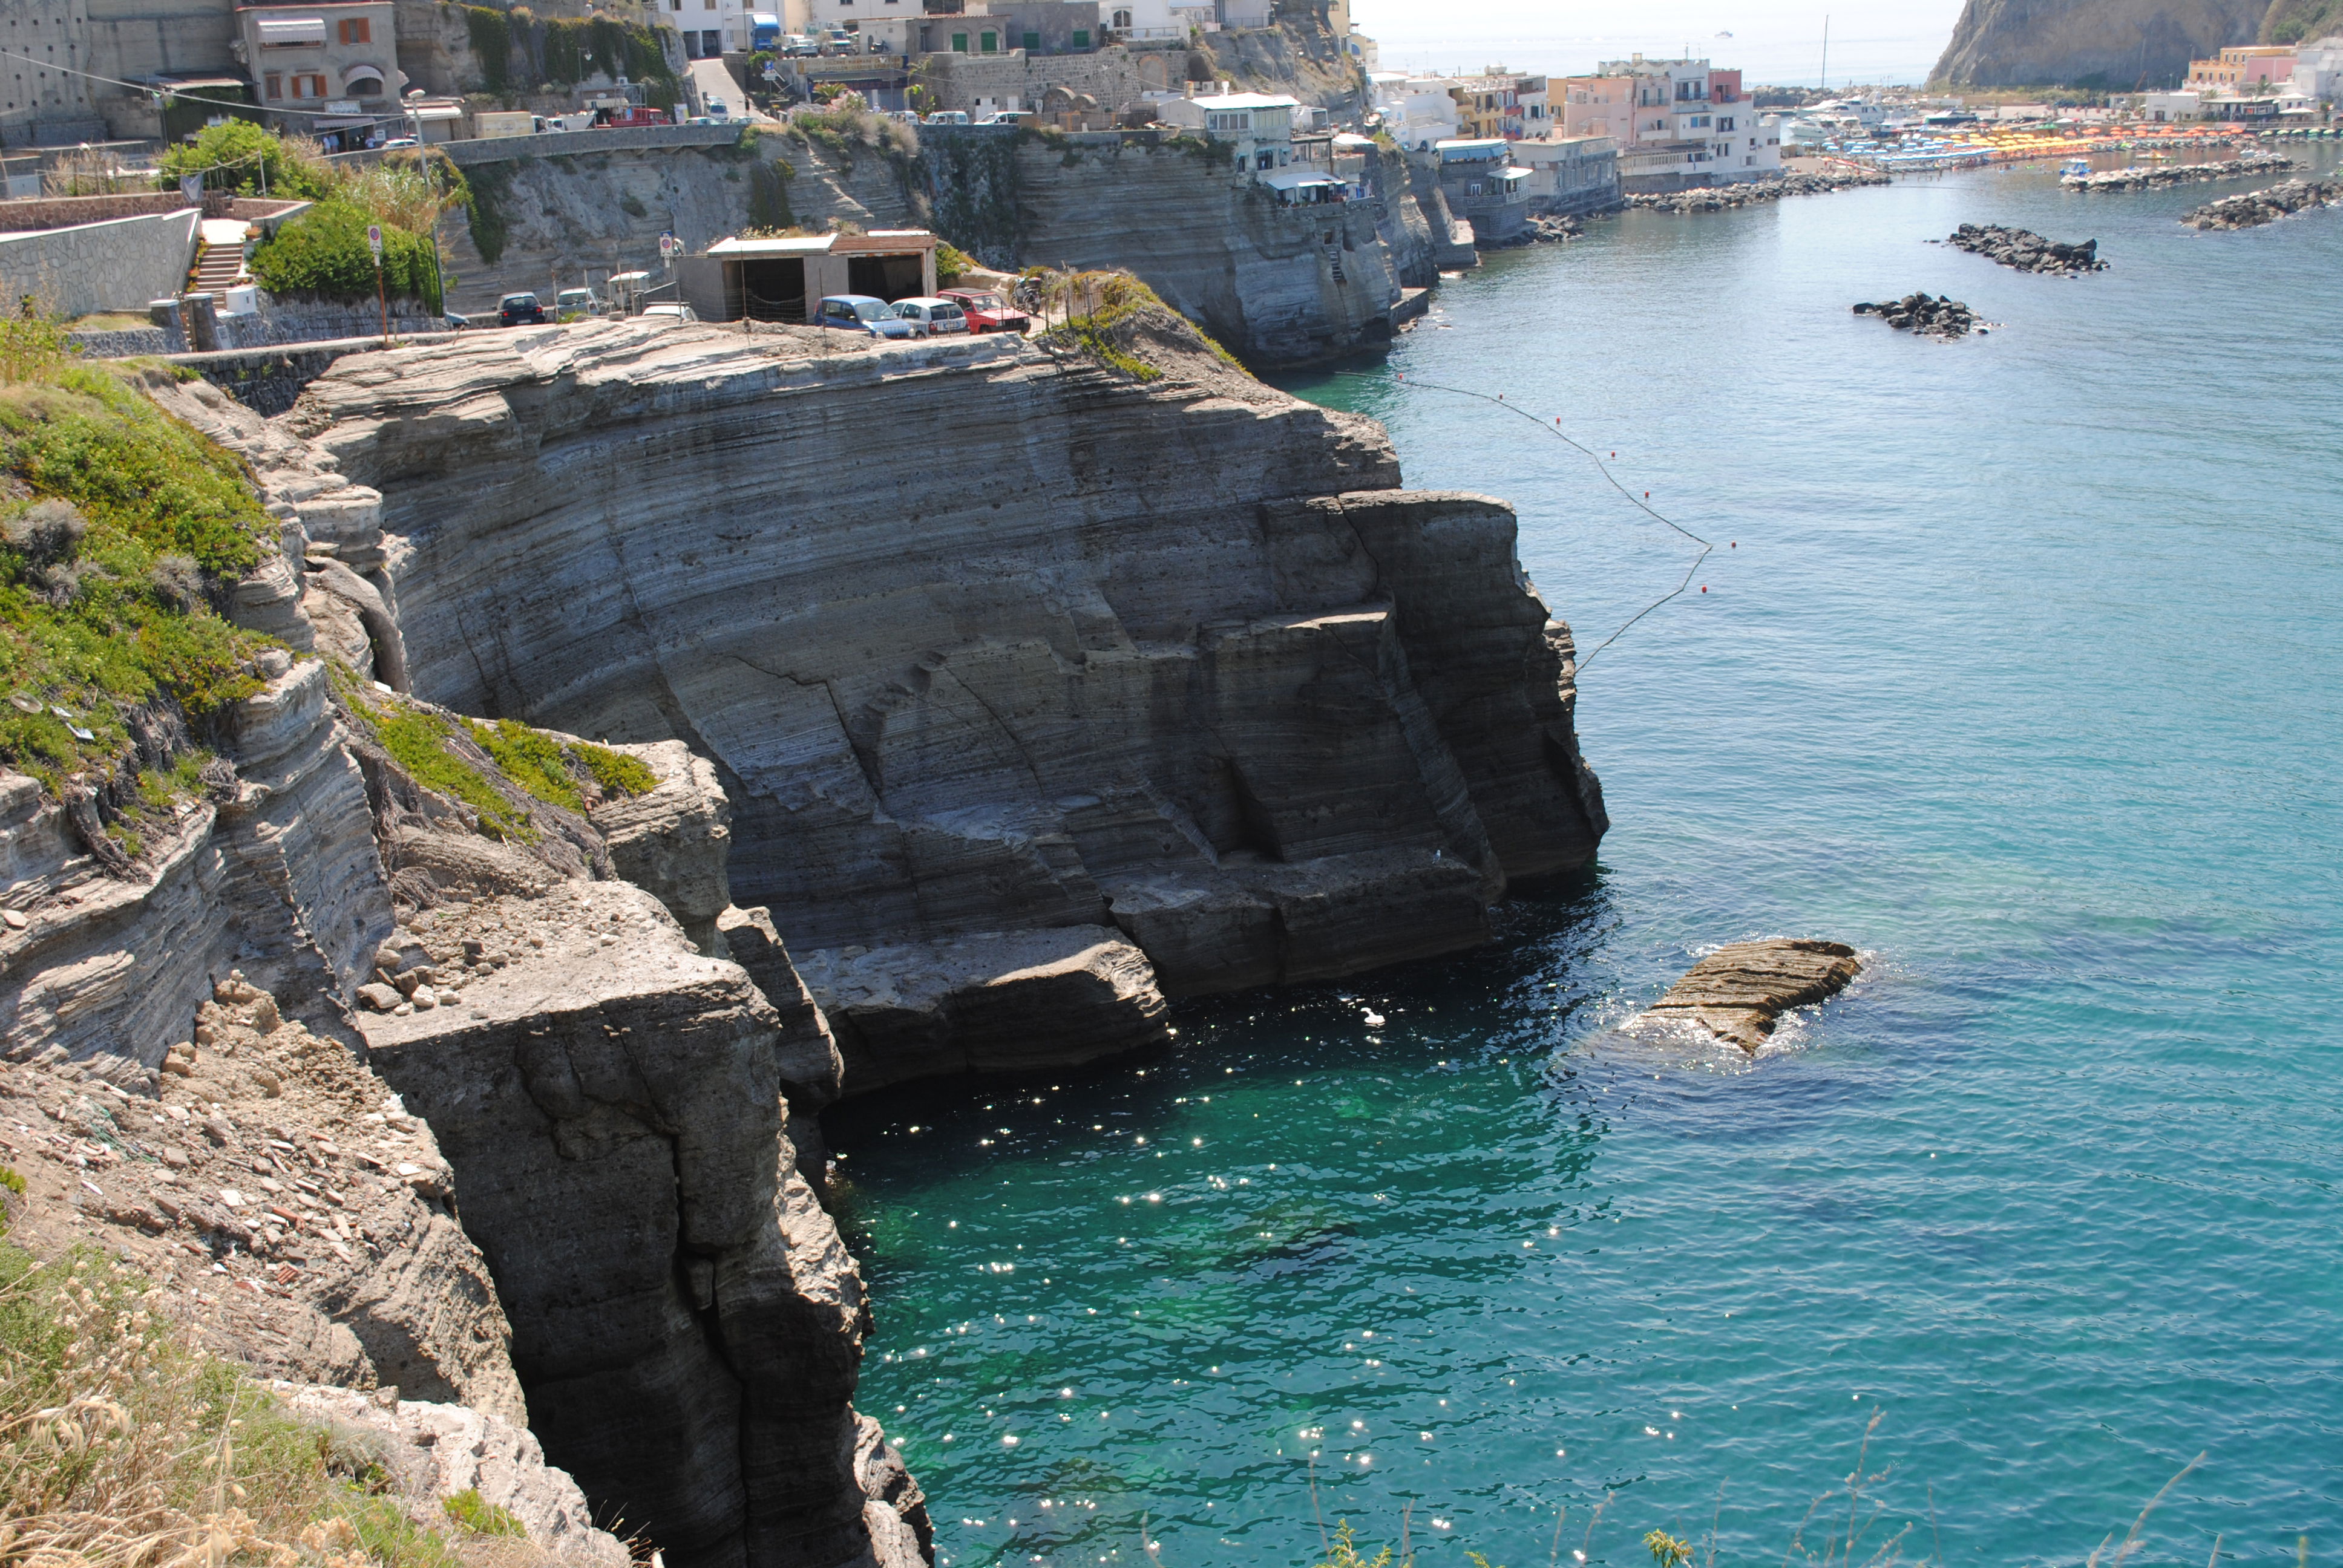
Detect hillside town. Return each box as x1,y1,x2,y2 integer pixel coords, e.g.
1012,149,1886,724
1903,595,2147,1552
6,0,2339,361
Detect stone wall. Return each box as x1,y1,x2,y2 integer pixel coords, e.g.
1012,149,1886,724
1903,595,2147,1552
169,334,462,415
439,122,747,168
0,207,200,318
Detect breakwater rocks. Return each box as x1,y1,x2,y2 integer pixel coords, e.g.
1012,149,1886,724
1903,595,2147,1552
1624,169,1890,214
1646,938,1861,1052
1853,293,1984,339
2181,178,2343,230
1946,223,2105,275
2063,152,2293,192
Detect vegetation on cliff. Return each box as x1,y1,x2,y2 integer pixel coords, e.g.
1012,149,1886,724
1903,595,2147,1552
1034,270,1245,381
2263,0,2343,40
461,6,678,107
0,340,274,808
334,675,653,844
0,1221,518,1568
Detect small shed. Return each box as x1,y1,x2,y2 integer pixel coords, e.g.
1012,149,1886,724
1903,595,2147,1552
679,230,940,322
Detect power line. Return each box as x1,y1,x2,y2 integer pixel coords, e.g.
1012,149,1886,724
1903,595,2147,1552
1326,368,1714,671
0,45,404,122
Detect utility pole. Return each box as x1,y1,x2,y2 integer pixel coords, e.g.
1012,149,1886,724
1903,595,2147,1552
368,222,387,345
410,103,448,320
1820,15,1829,93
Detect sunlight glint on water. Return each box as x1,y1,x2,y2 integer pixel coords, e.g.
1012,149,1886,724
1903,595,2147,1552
830,152,2343,1568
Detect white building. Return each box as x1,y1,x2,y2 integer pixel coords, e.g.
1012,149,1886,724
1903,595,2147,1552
2290,35,2343,102
1154,88,1299,171
1369,70,1461,149
2140,90,2201,122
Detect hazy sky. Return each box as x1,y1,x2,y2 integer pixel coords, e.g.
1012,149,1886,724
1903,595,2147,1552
1348,0,1972,87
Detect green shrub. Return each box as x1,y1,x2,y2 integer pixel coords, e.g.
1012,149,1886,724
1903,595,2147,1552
578,741,657,797
464,162,513,266
443,1487,528,1537
936,240,974,283
158,120,334,198
250,199,442,312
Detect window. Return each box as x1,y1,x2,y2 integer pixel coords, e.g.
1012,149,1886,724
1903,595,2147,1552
979,28,995,50
338,16,370,44
1023,28,1038,50
1070,27,1087,46
264,71,283,99
1112,7,1130,24
951,30,966,48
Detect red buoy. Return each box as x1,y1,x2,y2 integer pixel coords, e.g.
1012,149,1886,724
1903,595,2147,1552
1700,586,1707,593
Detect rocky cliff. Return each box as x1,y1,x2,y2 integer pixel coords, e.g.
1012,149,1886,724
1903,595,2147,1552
4,311,1602,1566
277,315,1603,1089
442,119,1438,363
1931,0,2269,87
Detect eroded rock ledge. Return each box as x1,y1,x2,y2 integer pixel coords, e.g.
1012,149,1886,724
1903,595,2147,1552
272,319,1605,1086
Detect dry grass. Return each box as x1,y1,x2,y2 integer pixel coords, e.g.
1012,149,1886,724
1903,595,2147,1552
0,1226,471,1568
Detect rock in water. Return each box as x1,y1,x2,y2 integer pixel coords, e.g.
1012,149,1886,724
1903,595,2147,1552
1645,938,1861,1052
2180,178,2343,232
1947,223,2105,275
1852,293,1981,339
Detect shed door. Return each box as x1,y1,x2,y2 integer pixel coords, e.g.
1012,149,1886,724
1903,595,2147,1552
847,253,925,301
742,257,807,321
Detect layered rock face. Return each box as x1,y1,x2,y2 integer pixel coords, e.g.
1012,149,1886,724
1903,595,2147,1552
1001,138,1420,361
291,319,1604,1088
1931,0,2267,87
359,880,922,1568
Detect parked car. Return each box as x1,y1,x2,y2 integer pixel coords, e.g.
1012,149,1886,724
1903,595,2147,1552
554,287,602,318
890,296,969,336
813,295,916,339
639,302,699,324
939,287,1031,335
498,292,548,327
974,110,1029,126
378,136,419,150
923,110,971,125
704,97,730,120
444,310,471,330
782,33,821,55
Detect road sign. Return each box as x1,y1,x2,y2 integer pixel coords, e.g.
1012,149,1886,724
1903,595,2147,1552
366,223,383,260
659,232,679,258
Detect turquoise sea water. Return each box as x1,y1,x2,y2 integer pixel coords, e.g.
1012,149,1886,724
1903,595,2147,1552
829,152,2343,1568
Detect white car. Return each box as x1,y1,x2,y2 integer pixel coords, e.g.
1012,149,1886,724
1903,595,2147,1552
889,297,969,336
640,303,700,324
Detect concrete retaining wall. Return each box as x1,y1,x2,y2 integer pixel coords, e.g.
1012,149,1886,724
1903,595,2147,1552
439,123,744,168
0,208,200,318
167,333,463,416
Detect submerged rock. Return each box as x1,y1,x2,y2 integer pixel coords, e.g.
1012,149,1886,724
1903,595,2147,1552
1947,223,2105,275
1645,938,1861,1052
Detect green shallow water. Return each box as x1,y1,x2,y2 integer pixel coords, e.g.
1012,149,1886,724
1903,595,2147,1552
827,151,2343,1567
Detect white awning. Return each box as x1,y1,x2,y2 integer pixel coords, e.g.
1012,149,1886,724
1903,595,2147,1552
255,17,328,46
1259,168,1340,190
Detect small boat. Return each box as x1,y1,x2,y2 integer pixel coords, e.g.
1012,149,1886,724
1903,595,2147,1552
2060,158,2091,180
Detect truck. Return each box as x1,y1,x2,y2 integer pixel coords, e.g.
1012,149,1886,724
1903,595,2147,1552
750,11,782,51
592,104,673,128
474,109,536,139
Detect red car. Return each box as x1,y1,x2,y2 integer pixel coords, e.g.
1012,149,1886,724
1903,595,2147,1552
939,287,1031,335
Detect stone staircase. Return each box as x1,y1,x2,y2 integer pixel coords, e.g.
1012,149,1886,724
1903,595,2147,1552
191,239,246,296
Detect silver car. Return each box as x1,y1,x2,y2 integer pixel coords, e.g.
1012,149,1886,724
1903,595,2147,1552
889,297,969,337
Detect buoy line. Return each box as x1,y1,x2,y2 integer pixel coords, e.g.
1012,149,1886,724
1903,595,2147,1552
1325,370,1715,671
